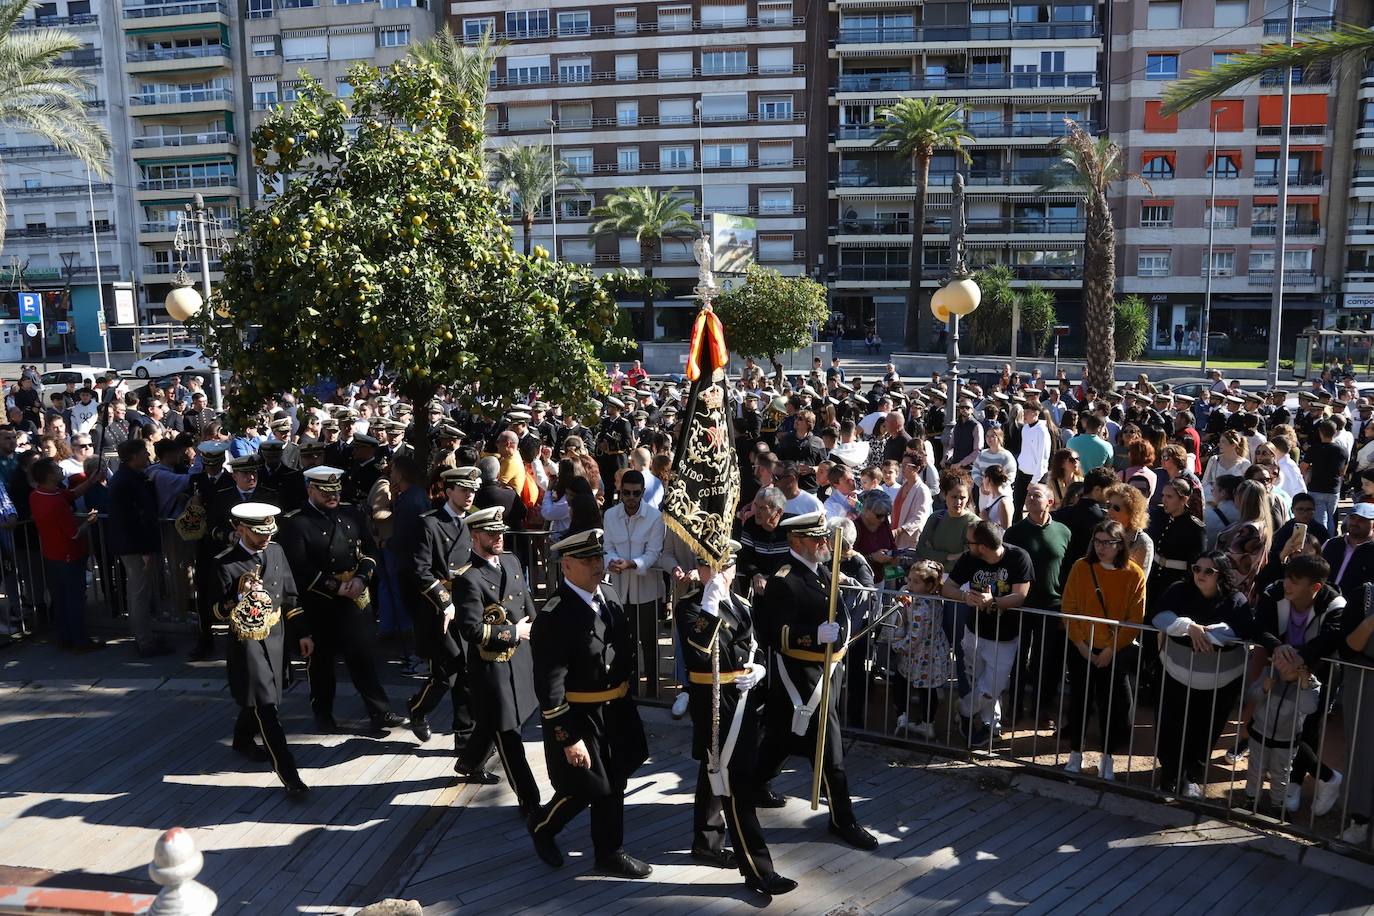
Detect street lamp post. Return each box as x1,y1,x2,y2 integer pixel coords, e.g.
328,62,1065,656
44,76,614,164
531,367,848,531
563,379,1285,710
1201,105,1227,374
165,194,224,411
547,118,558,258
931,172,981,436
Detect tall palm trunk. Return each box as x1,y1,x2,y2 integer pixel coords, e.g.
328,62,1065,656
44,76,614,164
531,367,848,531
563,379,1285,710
1082,189,1116,392
642,239,657,341
907,151,930,352
521,211,534,255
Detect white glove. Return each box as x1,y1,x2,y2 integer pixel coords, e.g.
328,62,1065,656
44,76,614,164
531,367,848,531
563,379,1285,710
734,661,766,690
817,621,841,645
441,605,456,632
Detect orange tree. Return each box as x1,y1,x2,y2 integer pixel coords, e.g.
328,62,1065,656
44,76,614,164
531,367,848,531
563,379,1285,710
205,59,627,452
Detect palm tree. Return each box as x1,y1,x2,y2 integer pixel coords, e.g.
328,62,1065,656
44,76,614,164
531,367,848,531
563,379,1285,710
409,26,502,110
588,186,698,340
0,0,110,254
1161,27,1369,115
872,98,973,352
488,143,584,255
1040,122,1150,393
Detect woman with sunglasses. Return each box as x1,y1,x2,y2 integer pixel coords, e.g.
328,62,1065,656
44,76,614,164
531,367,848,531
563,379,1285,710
1062,520,1146,780
1151,550,1257,798
1201,431,1251,505
1105,483,1153,574
1047,448,1081,508
1145,478,1206,609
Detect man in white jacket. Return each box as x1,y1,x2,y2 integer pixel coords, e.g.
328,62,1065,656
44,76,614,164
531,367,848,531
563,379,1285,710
69,387,99,437
604,469,667,699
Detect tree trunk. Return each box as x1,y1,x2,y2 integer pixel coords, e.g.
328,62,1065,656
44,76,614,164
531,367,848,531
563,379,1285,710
906,152,930,352
521,213,533,255
1082,191,1116,393
642,242,656,342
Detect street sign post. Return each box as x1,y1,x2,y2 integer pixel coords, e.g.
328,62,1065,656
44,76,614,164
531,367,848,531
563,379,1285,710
18,291,46,371
55,320,70,335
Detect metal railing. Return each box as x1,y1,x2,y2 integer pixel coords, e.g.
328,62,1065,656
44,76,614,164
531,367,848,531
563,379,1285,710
835,71,1097,92
834,22,1099,43
143,259,225,273
126,44,231,63
832,216,1085,235
122,0,227,18
832,263,1083,281
1251,220,1321,237
1248,269,1316,286
497,110,807,133
130,88,234,106
836,119,1094,141
3,182,110,197
5,224,114,239
1253,172,1323,188
492,62,806,88
463,16,804,43
137,175,237,191
1263,16,1333,34
131,131,235,149
17,13,98,26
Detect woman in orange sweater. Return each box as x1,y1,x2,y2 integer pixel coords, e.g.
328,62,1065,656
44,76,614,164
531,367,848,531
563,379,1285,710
1060,519,1146,781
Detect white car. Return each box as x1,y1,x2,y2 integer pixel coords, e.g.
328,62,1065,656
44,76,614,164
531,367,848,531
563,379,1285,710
40,366,117,402
131,346,212,379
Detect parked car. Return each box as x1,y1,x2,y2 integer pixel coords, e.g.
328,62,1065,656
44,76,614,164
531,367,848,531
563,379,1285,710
131,346,212,379
39,366,117,402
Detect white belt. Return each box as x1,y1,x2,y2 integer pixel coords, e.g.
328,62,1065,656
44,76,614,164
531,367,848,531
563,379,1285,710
774,649,840,738
708,640,757,797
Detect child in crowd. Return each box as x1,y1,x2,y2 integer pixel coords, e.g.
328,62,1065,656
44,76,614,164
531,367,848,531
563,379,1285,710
1244,663,1321,812
887,560,950,739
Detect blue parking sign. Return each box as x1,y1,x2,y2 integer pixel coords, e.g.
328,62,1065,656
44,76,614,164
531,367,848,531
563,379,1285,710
18,292,40,323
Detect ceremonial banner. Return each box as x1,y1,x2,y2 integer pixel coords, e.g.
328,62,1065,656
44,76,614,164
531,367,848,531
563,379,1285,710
662,308,740,571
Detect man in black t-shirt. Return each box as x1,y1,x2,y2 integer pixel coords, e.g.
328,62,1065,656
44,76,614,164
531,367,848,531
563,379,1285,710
1300,419,1346,534
941,520,1033,745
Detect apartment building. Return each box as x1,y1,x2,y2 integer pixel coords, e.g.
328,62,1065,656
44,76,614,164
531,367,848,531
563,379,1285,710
1110,0,1363,359
453,0,812,342
826,0,1103,348
1338,55,1374,315
2,0,135,359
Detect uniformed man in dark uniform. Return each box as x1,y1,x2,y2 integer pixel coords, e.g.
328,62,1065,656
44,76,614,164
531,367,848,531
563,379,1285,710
751,512,878,851
406,466,481,747
279,466,404,733
207,455,280,550
258,439,304,509
298,440,327,472
675,542,797,898
189,441,233,660
1266,388,1292,429
191,441,232,502
451,506,541,808
926,389,947,465
342,432,383,503
527,528,651,878
216,501,310,800
555,413,589,455
530,401,557,449
595,396,634,500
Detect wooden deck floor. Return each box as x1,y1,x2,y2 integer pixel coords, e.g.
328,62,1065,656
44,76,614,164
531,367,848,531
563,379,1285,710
2,657,1373,916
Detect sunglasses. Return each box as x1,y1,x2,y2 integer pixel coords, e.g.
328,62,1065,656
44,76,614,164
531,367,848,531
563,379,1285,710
1108,502,1128,512
1191,565,1219,576
620,488,643,497
1094,537,1123,547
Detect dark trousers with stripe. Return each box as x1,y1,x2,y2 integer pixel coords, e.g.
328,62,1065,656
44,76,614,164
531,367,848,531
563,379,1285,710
407,654,475,749
530,787,625,858
693,761,777,883
234,704,300,786
307,637,391,721
464,727,540,812
755,703,857,827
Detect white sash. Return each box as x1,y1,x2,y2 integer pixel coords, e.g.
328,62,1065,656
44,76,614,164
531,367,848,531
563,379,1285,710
774,649,840,738
707,640,757,797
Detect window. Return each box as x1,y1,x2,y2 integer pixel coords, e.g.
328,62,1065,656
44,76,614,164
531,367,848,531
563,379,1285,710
1206,251,1235,277
704,185,748,212
700,92,747,121
758,47,793,74
660,146,693,170
757,1,792,24
1250,249,1311,272
247,0,273,17
1206,203,1238,228
559,102,592,128
1142,154,1174,180
758,235,792,261
561,197,591,219
1137,251,1171,277
23,178,40,191
381,0,420,7
1146,1,1180,29
659,98,693,124
336,80,354,98
377,27,410,48
562,149,592,174
557,11,590,35
1212,51,1239,68
1207,152,1240,179
331,32,373,59
658,5,691,31
616,100,638,126
704,143,748,167
280,84,301,103
558,57,591,83
464,18,494,41
505,10,550,38
507,103,551,129
1214,0,1247,27
758,188,793,213
701,49,746,75
759,95,792,121
1211,100,1244,131
251,37,276,56
658,51,692,78
562,239,595,263
1144,101,1178,132
758,140,792,167
701,3,745,27
1140,203,1173,228
253,84,278,109
616,54,637,80
507,55,551,85
615,8,637,32
1146,53,1178,80
617,147,639,172
282,35,327,61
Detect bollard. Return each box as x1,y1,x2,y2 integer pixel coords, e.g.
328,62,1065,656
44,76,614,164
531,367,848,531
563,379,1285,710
147,827,217,916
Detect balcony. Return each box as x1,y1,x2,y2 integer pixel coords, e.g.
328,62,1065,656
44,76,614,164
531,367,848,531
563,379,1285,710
468,15,804,43
1251,220,1321,237
834,22,1098,45
126,44,231,64
832,263,1082,282
1257,124,1326,138
1252,172,1323,188
6,224,114,240
17,13,97,27
132,130,235,149
1247,269,1316,286
834,119,1094,142
0,144,60,158
835,168,1063,189
4,183,111,197
122,0,227,19
1262,17,1332,35
128,88,234,114
498,111,807,133
60,51,101,68
493,62,805,88
137,174,237,192
144,260,224,275
834,71,1097,93
833,216,1084,235
1259,66,1331,87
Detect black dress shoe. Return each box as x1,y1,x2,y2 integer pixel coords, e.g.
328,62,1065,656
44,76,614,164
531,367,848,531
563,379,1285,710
314,714,340,734
454,763,501,784
370,711,406,730
753,787,787,808
284,780,310,802
690,846,737,869
232,740,270,763
410,716,432,742
595,851,653,879
828,820,878,850
745,874,798,897
527,817,564,868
